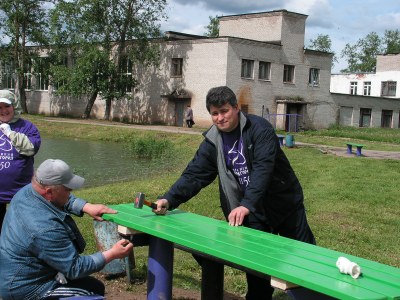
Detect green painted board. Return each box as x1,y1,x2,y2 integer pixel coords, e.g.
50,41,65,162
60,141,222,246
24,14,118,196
103,204,400,300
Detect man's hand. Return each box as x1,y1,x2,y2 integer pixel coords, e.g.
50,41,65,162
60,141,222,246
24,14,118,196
0,123,12,137
82,203,117,221
153,198,169,215
103,239,134,263
228,206,250,226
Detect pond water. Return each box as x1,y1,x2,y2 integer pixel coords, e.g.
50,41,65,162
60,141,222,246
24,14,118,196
34,138,160,188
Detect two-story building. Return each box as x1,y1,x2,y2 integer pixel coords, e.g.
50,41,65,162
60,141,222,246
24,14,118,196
330,54,400,128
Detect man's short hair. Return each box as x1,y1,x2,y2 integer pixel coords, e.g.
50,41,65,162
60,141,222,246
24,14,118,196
206,86,237,112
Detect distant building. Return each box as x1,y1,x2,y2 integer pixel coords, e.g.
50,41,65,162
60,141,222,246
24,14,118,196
1,10,399,129
331,54,400,128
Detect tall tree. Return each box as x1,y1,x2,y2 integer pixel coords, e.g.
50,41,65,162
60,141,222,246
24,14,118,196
308,34,338,67
0,0,53,113
339,30,400,73
204,15,219,37
383,29,400,54
49,0,167,120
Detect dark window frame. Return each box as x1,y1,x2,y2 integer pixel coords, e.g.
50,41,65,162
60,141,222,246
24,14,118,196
171,58,183,77
241,59,254,79
283,64,295,83
359,108,371,127
258,61,271,81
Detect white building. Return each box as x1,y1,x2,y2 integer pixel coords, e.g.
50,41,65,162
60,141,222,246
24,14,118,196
330,54,400,128
331,54,400,98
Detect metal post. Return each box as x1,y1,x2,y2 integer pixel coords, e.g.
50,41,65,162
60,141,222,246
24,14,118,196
147,237,174,300
201,258,224,300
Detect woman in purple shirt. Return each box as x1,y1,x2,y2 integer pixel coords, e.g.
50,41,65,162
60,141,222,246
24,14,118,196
0,90,41,233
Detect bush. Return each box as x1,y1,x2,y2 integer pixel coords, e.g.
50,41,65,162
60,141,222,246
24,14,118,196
125,136,173,159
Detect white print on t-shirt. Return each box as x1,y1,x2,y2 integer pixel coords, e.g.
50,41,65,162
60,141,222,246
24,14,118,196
227,140,250,188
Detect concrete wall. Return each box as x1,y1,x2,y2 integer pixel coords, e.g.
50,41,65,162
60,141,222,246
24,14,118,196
332,93,400,128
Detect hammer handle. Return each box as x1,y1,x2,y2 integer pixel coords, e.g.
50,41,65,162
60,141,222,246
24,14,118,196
143,199,157,209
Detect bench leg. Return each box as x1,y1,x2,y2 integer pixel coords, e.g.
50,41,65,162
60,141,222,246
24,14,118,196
147,236,174,300
346,144,352,154
278,137,284,147
201,258,224,300
287,287,337,300
356,146,362,156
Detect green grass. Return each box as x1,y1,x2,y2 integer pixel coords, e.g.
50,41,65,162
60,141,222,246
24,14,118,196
26,114,400,297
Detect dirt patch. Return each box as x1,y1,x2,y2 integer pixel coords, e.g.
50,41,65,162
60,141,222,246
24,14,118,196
95,273,244,300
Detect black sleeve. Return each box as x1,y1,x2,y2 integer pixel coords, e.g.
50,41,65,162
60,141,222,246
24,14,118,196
163,139,218,209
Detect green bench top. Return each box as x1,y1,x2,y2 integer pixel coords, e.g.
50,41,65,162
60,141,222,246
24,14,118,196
103,204,400,300
346,142,365,147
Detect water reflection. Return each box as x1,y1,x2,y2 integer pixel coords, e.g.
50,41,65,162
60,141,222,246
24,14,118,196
34,138,154,187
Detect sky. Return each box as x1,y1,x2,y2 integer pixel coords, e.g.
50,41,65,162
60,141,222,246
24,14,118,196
160,0,400,73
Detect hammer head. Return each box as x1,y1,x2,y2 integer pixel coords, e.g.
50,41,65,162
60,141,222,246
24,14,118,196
134,192,146,209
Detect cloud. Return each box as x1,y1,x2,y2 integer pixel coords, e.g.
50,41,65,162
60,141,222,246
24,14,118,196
171,0,283,14
375,12,400,31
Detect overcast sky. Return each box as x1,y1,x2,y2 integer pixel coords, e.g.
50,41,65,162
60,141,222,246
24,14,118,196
161,0,400,72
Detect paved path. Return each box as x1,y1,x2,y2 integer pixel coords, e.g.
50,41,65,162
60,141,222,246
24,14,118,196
296,142,400,160
43,117,400,160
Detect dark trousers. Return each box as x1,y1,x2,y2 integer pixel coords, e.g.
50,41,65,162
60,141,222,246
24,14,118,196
42,276,105,299
244,205,315,300
193,205,315,300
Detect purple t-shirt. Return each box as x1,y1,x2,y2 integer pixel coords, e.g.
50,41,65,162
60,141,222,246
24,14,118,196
221,126,250,191
0,118,41,203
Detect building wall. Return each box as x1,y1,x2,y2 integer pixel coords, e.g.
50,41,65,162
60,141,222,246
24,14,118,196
332,93,400,128
377,54,400,72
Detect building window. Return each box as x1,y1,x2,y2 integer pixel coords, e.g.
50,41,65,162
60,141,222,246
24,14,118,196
350,82,358,95
381,81,397,96
1,61,15,89
363,81,371,96
119,58,133,93
171,58,183,77
308,68,320,86
381,110,393,128
283,64,294,83
359,108,371,127
241,59,254,79
258,61,271,80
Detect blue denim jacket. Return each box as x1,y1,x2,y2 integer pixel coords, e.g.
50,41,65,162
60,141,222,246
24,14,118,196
0,184,106,300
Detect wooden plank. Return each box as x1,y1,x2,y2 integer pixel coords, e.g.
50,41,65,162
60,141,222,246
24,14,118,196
271,277,299,290
103,204,400,300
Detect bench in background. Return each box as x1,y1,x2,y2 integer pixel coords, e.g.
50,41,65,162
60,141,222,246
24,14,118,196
346,142,365,156
276,134,285,147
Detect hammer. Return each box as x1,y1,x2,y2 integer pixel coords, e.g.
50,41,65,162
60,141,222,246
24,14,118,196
134,192,157,209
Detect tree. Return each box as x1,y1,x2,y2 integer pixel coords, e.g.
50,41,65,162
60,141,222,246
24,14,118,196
340,30,400,73
49,0,167,120
307,34,338,68
0,0,54,113
341,32,382,73
204,15,219,37
383,29,400,54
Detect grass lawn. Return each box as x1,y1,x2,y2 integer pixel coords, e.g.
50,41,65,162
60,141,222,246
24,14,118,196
26,115,400,297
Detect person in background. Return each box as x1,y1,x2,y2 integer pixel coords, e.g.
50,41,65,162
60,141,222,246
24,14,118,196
0,90,41,234
0,159,134,300
154,86,315,300
185,104,194,128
